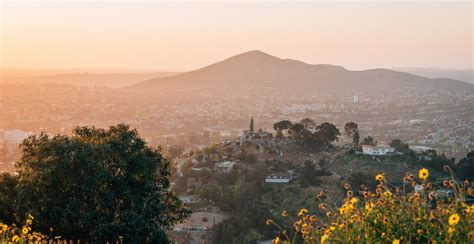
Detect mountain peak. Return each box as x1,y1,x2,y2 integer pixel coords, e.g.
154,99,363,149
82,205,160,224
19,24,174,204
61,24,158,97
228,50,279,61
127,51,473,93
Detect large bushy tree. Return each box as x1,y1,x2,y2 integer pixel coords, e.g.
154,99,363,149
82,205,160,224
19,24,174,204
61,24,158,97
455,150,474,181
3,124,190,242
315,122,340,147
344,122,360,148
389,139,410,152
362,136,377,146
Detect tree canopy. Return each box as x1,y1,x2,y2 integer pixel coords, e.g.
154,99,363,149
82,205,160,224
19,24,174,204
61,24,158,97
1,124,190,242
344,122,360,148
362,136,377,146
455,150,474,181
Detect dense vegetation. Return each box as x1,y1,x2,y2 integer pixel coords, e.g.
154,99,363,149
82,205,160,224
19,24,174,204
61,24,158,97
0,124,190,243
177,119,474,243
268,168,474,243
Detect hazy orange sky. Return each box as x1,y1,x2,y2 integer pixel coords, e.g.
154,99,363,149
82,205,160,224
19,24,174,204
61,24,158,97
1,1,472,72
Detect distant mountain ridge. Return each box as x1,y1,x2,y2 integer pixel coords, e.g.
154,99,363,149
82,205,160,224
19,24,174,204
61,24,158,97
394,67,473,84
127,50,474,93
1,72,179,88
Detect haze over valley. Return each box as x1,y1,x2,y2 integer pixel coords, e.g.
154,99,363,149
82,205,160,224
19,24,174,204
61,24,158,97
0,1,473,243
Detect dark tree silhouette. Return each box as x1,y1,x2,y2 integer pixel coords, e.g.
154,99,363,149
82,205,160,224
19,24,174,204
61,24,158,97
344,122,359,148
300,118,316,130
362,136,377,146
5,124,190,242
315,122,341,146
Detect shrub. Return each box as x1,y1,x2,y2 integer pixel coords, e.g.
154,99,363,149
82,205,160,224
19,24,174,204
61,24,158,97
0,214,46,243
267,166,474,243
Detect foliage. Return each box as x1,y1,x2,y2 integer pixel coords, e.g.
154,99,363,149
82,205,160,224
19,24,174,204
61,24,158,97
456,150,474,181
0,214,46,243
389,139,410,153
288,123,305,140
273,120,293,131
299,161,321,187
1,124,190,242
300,118,316,131
362,136,377,146
344,122,359,148
419,149,455,173
211,162,272,243
267,167,474,243
0,173,19,225
314,122,340,147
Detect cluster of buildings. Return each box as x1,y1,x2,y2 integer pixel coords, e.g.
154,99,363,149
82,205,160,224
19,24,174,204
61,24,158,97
1,82,472,176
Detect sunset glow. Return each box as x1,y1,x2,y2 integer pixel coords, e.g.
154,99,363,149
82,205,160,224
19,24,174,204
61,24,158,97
2,1,472,71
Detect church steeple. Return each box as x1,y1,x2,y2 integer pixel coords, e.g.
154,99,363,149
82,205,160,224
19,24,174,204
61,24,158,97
250,117,254,133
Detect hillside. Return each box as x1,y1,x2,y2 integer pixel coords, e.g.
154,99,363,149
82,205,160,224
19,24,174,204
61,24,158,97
171,133,456,243
127,50,474,94
395,67,474,84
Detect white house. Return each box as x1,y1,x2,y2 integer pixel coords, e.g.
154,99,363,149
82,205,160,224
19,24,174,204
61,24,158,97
362,145,395,155
265,175,291,183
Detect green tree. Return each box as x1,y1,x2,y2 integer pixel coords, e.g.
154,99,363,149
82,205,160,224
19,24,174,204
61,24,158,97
12,124,190,242
0,173,20,225
299,161,321,187
389,139,410,152
362,136,377,146
273,120,292,138
314,122,341,146
300,118,316,130
288,123,305,140
456,150,474,181
344,122,359,148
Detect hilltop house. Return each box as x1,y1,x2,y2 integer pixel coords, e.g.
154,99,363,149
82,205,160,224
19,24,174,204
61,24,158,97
362,145,395,156
265,174,292,183
243,129,273,140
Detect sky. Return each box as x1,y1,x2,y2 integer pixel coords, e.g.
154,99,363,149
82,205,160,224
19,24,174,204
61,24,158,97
1,1,472,72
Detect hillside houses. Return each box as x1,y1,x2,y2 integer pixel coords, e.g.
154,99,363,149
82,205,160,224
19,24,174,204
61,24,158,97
362,145,395,155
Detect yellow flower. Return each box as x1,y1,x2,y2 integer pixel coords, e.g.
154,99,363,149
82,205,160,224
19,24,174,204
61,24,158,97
448,227,455,234
418,168,429,180
298,208,308,216
448,213,460,226
272,236,280,244
384,191,392,198
2,224,7,231
321,234,329,244
365,202,375,212
466,205,474,214
26,219,33,225
12,235,20,242
375,173,385,181
392,239,400,244
350,197,359,204
22,226,29,235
